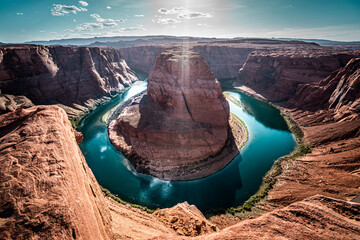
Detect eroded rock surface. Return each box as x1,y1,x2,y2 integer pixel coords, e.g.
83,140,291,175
0,106,113,239
108,49,235,180
235,53,360,215
237,50,360,102
154,202,217,237
119,39,325,78
0,94,33,114
0,45,137,117
292,57,360,121
153,195,360,239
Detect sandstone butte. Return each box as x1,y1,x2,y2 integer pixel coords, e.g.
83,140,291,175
108,48,243,181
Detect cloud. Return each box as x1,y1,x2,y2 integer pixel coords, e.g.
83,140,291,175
78,1,88,7
51,4,87,16
134,14,144,17
178,12,211,19
115,27,146,32
67,14,125,32
158,7,186,15
156,18,180,24
197,23,211,27
158,7,211,19
107,6,111,9
90,13,124,27
16,13,24,15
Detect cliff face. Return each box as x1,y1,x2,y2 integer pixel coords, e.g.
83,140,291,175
119,45,166,73
0,106,113,239
108,49,233,180
191,45,254,78
293,58,360,121
0,45,137,115
237,50,360,102
120,40,323,79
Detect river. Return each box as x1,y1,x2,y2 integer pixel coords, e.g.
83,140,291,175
78,80,296,212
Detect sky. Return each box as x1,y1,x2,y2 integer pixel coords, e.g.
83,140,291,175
0,0,360,43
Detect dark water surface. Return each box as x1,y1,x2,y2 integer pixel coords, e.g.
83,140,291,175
78,80,297,212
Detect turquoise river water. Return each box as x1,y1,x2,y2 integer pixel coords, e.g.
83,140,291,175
78,80,297,212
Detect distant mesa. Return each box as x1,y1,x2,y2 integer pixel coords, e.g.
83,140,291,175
108,48,244,180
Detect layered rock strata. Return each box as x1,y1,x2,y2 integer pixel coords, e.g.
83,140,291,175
153,195,360,239
119,39,325,78
0,45,137,117
235,54,360,214
0,94,33,114
0,106,113,239
237,50,360,102
109,49,235,180
292,58,360,121
153,202,217,237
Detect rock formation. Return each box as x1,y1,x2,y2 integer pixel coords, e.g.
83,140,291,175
153,195,360,239
235,51,360,213
0,94,34,114
0,106,113,239
292,58,360,121
237,50,360,101
118,39,325,78
108,49,235,180
153,202,217,236
0,45,137,117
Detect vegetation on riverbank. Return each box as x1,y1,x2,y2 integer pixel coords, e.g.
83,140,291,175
229,113,248,150
224,92,242,108
101,187,155,214
226,90,311,217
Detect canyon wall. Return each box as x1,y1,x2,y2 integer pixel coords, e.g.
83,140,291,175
0,45,137,115
119,45,166,74
237,50,360,102
119,40,324,79
235,49,360,213
292,58,360,121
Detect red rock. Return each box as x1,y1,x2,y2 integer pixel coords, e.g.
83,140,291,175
0,45,137,114
154,202,217,237
292,58,360,121
108,49,233,180
237,50,360,102
120,39,326,78
0,94,33,114
0,106,113,239
152,195,360,240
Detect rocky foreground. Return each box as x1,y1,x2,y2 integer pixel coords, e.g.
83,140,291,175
108,48,241,180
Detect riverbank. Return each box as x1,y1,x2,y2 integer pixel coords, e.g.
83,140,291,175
220,84,360,223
